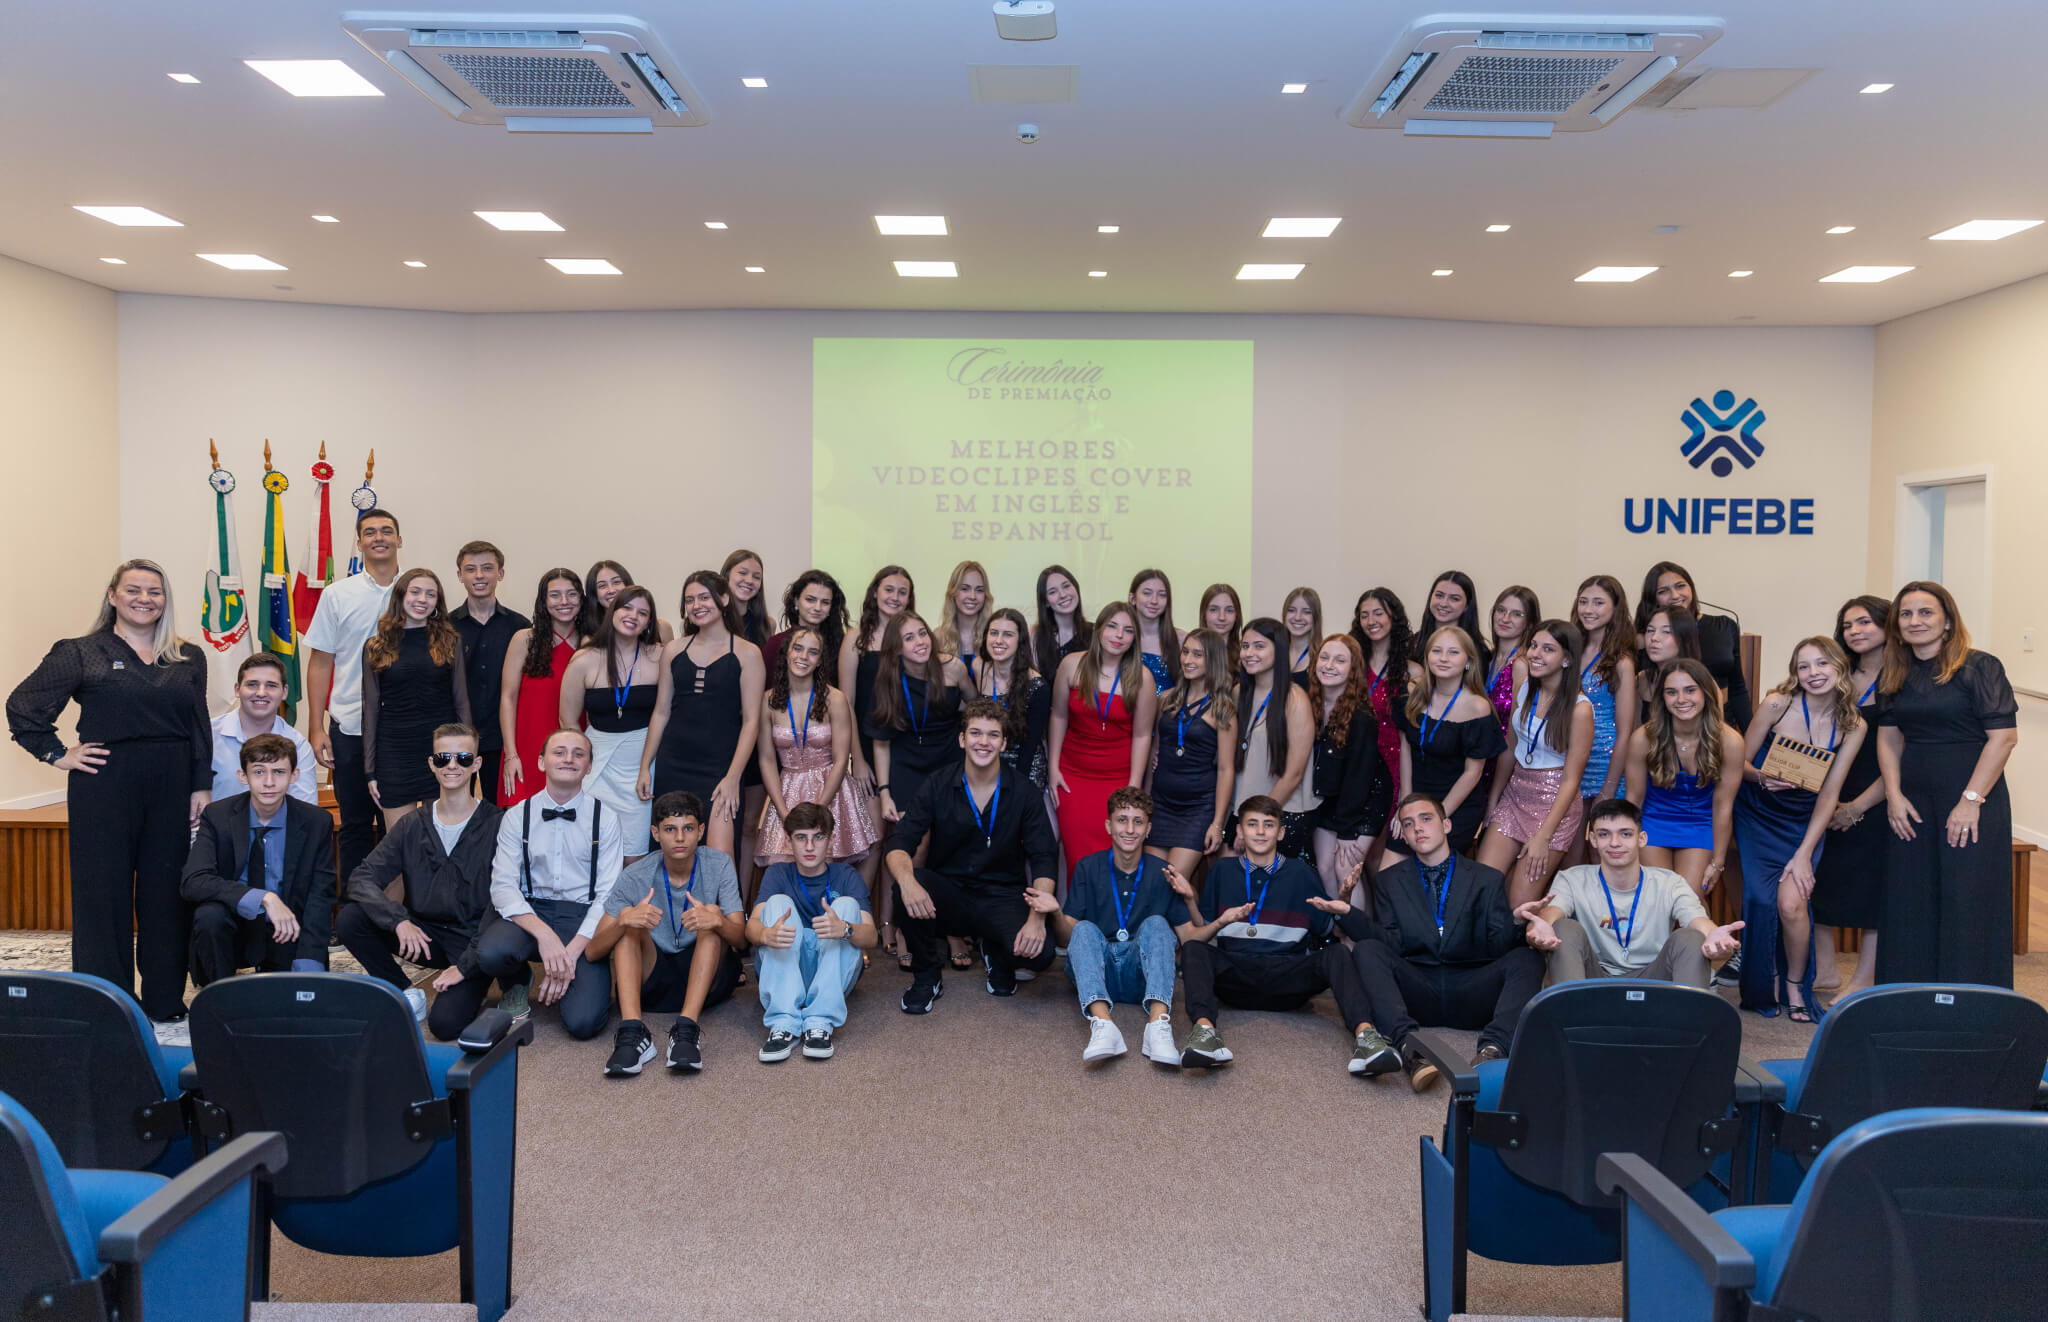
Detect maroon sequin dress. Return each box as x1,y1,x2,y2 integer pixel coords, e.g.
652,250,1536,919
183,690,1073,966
1366,660,1403,804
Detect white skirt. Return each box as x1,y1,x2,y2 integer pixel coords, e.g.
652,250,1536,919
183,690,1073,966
585,725,653,850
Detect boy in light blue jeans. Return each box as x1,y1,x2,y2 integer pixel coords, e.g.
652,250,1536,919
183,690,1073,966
746,802,877,1063
1026,787,1187,1068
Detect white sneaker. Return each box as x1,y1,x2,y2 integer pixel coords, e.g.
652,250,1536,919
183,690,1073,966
403,988,428,1022
1082,1014,1127,1063
1141,1018,1181,1067
152,1018,190,1048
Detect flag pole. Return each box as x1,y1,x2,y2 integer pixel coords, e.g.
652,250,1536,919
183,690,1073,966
200,439,251,655
256,440,303,722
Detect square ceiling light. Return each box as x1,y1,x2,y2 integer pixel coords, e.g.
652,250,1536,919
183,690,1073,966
75,205,181,227
1825,225,1856,235
894,260,958,277
198,253,287,270
741,77,767,88
545,258,620,274
876,215,948,236
100,257,127,264
243,59,383,97
704,221,728,229
1098,224,1120,233
1262,217,1342,238
167,73,200,84
1576,266,1658,282
1485,223,1511,233
476,210,562,231
1281,82,1308,94
1928,219,2043,241
1859,82,1893,93
1236,263,1305,280
403,260,427,267
1820,265,1913,283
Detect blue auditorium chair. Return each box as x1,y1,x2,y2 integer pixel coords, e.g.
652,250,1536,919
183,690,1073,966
1755,983,2048,1201
183,972,531,1322
1600,1108,2048,1322
1412,979,1779,1322
0,971,196,1174
1,1088,284,1322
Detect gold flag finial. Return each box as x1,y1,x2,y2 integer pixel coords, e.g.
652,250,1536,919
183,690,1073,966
365,450,375,484
318,439,327,460
209,438,220,470
263,439,273,472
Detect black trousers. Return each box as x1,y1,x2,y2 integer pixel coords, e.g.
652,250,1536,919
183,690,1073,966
898,869,1056,988
476,749,503,807
333,903,468,987
1351,940,1544,1055
68,740,193,1020
188,900,297,987
1179,941,1370,1029
435,901,613,1041
328,721,380,887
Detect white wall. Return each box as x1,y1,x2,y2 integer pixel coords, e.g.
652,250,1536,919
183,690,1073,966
113,295,1872,718
1872,270,2048,839
1,257,118,807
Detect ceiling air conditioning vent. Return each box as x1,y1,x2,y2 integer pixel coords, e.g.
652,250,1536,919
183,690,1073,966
342,11,708,132
1344,14,1722,138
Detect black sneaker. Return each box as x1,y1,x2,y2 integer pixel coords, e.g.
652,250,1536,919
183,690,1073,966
1713,946,1743,987
604,1019,654,1077
759,1029,798,1063
900,978,943,1014
801,1027,835,1059
983,953,1018,997
666,1017,703,1072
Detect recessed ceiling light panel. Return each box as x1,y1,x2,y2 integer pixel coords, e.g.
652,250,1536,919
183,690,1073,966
1727,269,1754,277
704,221,728,230
1859,82,1893,94
876,215,948,236
1575,266,1659,283
1087,270,1107,277
1097,225,1120,233
403,260,427,267
1820,265,1913,283
1485,223,1511,233
243,59,383,97
1928,219,2043,242
1236,263,1305,280
1825,225,1856,234
75,205,182,227
1262,217,1342,238
741,77,767,88
311,214,339,223
1281,82,1307,94
1431,268,1453,276
167,73,200,84
197,253,287,271
545,257,621,274
894,260,958,277
744,265,765,273
475,210,563,231
100,257,127,265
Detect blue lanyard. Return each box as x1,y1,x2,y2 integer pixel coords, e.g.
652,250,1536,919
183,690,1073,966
1419,687,1454,749
1580,650,1602,689
902,675,928,733
1597,867,1645,952
1241,857,1273,930
788,691,812,750
612,640,641,719
1109,858,1142,936
1800,693,1839,753
962,771,1000,847
1522,691,1550,761
660,854,699,945
1368,659,1391,702
1177,696,1211,752
1858,676,1877,708
1488,645,1519,690
1295,641,1312,671
1240,687,1273,753
964,654,976,685
1095,665,1122,726
797,868,836,911
1423,856,1454,934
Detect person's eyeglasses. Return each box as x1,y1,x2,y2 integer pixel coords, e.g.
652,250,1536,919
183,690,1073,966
430,752,477,768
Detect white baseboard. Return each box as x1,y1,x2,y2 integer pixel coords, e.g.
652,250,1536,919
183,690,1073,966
0,789,65,811
2017,824,2048,850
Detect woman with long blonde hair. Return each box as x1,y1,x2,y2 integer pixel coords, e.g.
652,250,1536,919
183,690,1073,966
1732,637,1867,1020
1623,657,1744,898
8,559,211,1025
935,560,991,673
361,567,471,831
1391,624,1500,857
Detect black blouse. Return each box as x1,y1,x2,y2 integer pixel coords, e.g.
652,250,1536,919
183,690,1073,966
1875,651,2018,743
1696,612,1752,730
1395,704,1508,799
6,633,211,790
1313,705,1389,839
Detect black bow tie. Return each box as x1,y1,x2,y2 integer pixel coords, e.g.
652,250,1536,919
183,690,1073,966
541,806,577,822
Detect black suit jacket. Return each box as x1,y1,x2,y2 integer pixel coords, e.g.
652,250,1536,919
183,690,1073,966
180,792,337,966
1363,855,1520,968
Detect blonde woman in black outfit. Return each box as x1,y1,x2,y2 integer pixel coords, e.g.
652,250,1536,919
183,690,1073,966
1811,595,1889,1000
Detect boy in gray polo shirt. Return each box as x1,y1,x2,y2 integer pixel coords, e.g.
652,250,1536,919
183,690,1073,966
1522,799,1744,987
584,791,747,1076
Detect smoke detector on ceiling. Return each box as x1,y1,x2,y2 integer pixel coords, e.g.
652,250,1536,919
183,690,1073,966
341,11,708,132
993,1,1056,41
1344,14,1723,137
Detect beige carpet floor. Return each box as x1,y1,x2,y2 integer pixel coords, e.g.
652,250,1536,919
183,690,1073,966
8,932,2045,1322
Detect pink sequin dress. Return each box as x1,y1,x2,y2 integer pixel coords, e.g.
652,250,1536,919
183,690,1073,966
756,713,880,862
1487,647,1520,740
1367,662,1403,804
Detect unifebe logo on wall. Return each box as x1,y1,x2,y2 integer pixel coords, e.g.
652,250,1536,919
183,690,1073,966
1625,386,1814,537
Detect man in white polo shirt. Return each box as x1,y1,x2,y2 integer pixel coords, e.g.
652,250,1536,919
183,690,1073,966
209,653,316,804
302,507,401,881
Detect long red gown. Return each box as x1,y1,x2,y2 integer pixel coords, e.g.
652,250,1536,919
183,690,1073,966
1055,682,1134,881
505,635,578,806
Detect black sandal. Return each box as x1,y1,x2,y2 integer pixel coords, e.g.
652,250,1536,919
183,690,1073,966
1786,1001,1816,1024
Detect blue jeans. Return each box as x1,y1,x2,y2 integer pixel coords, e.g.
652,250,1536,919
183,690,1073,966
755,893,865,1033
1065,914,1176,1013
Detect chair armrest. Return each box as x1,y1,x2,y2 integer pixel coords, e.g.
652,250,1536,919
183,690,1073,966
1734,1057,1787,1105
1596,1152,1756,1289
97,1131,288,1265
1409,1028,1479,1096
178,1061,201,1094
444,1017,534,1092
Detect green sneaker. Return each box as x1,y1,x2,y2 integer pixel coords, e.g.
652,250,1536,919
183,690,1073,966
495,982,531,1024
1179,1023,1234,1068
1350,1026,1401,1076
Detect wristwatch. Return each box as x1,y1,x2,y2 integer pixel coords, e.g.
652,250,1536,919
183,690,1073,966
1963,790,1983,804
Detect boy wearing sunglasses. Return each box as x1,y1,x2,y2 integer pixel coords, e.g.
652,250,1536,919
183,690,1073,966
338,723,506,1037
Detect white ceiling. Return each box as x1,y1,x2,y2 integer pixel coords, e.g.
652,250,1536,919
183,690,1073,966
4,0,2046,325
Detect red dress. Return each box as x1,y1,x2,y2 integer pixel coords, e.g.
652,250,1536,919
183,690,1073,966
1367,666,1403,804
1055,681,1134,880
505,635,578,806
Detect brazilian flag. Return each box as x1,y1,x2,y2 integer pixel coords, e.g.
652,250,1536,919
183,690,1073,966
257,470,303,723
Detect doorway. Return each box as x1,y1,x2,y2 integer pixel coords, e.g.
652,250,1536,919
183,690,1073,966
1895,469,1990,630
